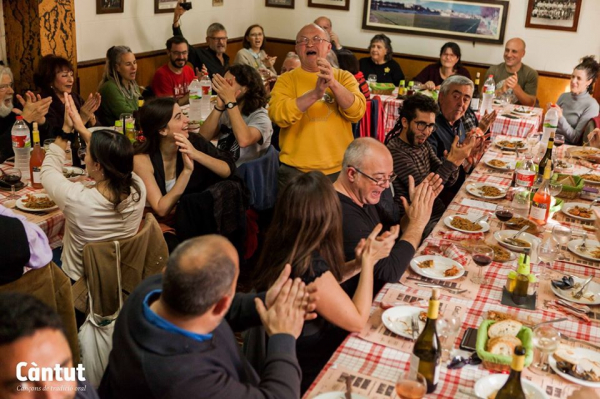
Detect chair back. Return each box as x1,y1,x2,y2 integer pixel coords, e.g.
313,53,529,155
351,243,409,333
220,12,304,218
236,146,279,211
583,114,600,144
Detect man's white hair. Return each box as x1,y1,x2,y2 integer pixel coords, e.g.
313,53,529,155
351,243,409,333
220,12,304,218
439,75,474,96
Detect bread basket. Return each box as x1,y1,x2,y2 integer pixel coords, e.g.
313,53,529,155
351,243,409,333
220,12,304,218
369,82,395,95
476,320,533,372
551,173,584,200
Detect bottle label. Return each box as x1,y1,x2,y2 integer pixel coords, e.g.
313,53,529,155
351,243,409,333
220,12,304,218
409,354,440,385
543,123,558,129
530,202,548,221
31,168,41,184
201,86,211,96
12,134,31,148
516,170,535,187
470,98,480,110
189,89,202,100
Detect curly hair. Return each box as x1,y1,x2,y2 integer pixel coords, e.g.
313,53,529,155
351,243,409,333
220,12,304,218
369,34,393,62
33,55,73,94
386,94,439,144
227,64,267,115
575,56,600,94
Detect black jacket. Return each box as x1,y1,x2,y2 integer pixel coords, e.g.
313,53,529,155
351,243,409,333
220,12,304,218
172,25,230,78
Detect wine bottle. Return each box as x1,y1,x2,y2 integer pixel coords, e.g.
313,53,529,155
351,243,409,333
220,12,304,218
410,288,441,394
470,72,481,110
529,163,552,225
537,131,554,180
495,346,527,399
29,122,45,189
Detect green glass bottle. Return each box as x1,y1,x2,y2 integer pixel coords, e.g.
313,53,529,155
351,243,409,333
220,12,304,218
496,346,527,399
410,288,441,393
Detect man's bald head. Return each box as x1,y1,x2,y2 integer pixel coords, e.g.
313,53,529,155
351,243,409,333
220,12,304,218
162,235,238,317
314,16,332,33
342,137,391,171
506,37,526,50
503,38,526,68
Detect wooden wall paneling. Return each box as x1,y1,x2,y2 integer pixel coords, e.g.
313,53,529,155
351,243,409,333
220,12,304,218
38,0,77,71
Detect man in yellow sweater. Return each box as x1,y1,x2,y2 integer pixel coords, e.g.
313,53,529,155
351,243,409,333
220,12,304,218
269,23,366,190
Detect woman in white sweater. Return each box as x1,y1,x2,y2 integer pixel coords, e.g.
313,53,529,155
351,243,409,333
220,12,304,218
234,24,277,77
40,93,146,281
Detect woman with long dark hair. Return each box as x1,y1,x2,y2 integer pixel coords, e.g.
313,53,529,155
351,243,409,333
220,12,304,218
253,171,378,393
414,42,471,90
40,94,145,282
234,24,277,77
199,64,272,165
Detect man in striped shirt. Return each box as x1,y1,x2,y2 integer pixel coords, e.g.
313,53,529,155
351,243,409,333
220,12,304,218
388,94,476,235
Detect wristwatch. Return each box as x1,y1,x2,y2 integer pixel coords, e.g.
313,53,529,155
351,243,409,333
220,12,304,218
225,102,237,110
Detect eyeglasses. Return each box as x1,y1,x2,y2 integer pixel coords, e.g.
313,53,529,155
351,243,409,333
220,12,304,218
349,165,397,187
441,52,458,58
295,36,329,46
447,352,482,370
413,121,437,133
248,33,263,38
0,82,14,91
170,50,188,57
209,36,228,42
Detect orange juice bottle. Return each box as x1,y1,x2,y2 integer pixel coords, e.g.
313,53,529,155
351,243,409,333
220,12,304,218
529,163,552,225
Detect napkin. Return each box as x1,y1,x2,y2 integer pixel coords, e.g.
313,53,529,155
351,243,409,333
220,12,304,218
438,230,485,241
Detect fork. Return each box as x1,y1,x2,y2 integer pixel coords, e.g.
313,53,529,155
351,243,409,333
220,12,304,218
572,276,593,299
415,282,468,295
411,315,419,339
558,331,600,351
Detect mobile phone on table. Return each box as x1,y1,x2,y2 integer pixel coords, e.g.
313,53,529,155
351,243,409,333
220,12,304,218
459,327,478,351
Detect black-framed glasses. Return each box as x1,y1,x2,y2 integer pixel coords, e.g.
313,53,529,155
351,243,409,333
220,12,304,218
209,36,228,42
295,36,329,46
414,121,437,133
349,165,396,187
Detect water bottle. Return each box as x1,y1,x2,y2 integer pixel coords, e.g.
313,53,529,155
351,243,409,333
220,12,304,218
188,78,202,122
12,116,31,180
480,75,495,115
199,74,212,120
541,106,559,150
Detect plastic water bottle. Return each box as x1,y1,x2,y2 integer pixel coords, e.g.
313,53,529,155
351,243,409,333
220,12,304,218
12,116,31,180
541,106,559,150
188,78,202,122
480,75,495,115
200,74,212,120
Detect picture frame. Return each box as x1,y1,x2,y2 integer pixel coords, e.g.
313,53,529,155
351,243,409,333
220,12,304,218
362,0,509,45
265,0,295,9
525,0,581,32
155,0,179,14
308,0,350,11
96,0,124,14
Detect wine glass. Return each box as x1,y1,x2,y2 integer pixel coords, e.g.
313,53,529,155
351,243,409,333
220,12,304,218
77,145,87,169
2,167,22,200
549,181,562,197
537,235,560,280
554,134,565,147
531,325,559,375
367,74,377,90
395,371,426,399
471,245,494,285
436,307,462,362
495,204,513,230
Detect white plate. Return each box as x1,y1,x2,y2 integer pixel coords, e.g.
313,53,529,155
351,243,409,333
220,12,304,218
87,126,116,133
567,147,600,159
312,393,368,399
474,374,549,399
15,194,58,212
485,159,513,171
381,306,425,340
580,174,600,185
550,273,600,305
567,239,600,263
62,166,85,180
494,139,526,151
554,161,573,170
444,214,490,234
493,230,541,253
561,202,598,221
409,255,465,281
549,347,600,388
466,183,507,200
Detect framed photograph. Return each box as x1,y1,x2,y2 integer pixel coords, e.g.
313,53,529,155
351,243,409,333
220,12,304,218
213,0,224,5
96,0,124,14
525,0,581,32
155,0,178,14
362,0,509,45
265,0,294,9
308,0,350,11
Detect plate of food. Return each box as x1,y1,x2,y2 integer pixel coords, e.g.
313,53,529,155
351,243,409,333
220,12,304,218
567,239,600,263
567,147,600,159
550,274,600,305
549,345,600,388
504,217,539,234
466,183,507,200
580,173,600,185
561,202,597,221
381,306,426,340
444,214,490,234
511,106,535,116
16,193,58,212
62,166,85,180
474,374,548,399
554,160,573,170
485,159,514,171
489,245,517,263
493,230,541,253
312,393,368,399
495,139,526,151
409,255,465,281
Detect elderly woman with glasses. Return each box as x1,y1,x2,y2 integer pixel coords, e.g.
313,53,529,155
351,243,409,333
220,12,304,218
359,34,404,86
414,42,471,91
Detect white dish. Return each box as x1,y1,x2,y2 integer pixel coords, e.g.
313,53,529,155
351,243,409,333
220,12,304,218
567,147,600,159
87,126,115,133
16,194,58,213
443,214,490,234
381,306,425,340
567,239,600,263
561,202,598,221
493,230,541,253
554,161,573,170
466,183,507,200
485,159,513,171
312,392,368,399
580,174,600,185
474,374,549,399
409,255,465,281
494,139,526,151
549,347,600,388
550,273,600,305
63,166,85,180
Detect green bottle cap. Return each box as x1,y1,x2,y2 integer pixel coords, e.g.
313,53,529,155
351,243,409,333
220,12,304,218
517,260,530,276
508,270,518,279
115,121,123,127
528,274,537,283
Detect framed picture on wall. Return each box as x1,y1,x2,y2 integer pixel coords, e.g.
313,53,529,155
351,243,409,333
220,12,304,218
155,0,179,14
265,0,294,9
96,0,124,14
525,0,581,32
308,0,350,11
362,0,509,45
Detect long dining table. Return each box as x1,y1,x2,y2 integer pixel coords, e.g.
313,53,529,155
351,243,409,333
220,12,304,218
304,136,600,398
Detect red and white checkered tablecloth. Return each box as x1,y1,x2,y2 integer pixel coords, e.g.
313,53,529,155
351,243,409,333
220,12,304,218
478,104,544,139
304,139,600,399
377,95,403,137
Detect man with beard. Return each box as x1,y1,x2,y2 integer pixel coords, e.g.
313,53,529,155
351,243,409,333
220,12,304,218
152,36,197,105
269,23,366,190
388,94,475,235
0,67,52,163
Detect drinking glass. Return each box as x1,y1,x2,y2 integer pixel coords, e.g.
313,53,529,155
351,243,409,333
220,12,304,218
2,167,22,199
495,204,513,230
554,134,565,147
537,235,560,280
43,139,54,152
77,146,87,169
367,74,377,89
395,371,426,399
436,307,462,362
471,245,494,285
531,325,559,374
552,224,571,247
549,181,562,197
